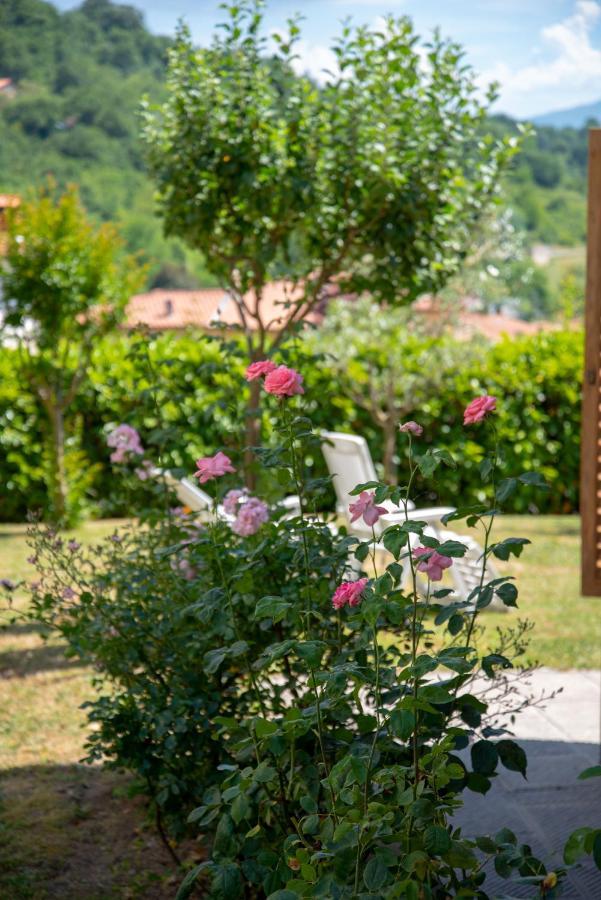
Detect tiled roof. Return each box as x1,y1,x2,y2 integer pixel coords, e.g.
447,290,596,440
126,283,558,340
0,194,20,209
126,280,333,332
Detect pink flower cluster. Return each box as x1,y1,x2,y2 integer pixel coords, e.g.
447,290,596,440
231,496,270,537
463,394,496,425
332,577,368,610
245,361,304,397
399,421,423,436
222,488,248,516
194,451,236,484
414,546,453,582
107,424,144,464
349,491,387,527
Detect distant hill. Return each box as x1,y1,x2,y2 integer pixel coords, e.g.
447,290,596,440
0,0,590,291
532,99,601,129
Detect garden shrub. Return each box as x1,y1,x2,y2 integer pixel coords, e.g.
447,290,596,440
0,328,583,521
23,363,579,897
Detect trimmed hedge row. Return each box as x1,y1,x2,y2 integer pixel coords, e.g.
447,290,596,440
0,328,582,521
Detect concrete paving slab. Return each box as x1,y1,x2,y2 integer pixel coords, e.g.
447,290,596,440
458,669,601,898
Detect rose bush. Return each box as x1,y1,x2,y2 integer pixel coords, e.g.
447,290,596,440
26,362,577,898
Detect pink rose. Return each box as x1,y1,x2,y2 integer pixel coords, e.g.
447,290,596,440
194,451,236,484
463,395,496,425
107,424,144,463
413,546,453,582
399,421,423,436
222,488,247,516
332,577,369,610
231,497,270,536
245,360,278,381
135,460,154,481
263,365,304,397
349,491,387,527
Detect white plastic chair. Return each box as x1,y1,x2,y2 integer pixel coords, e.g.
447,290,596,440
321,431,502,607
152,469,301,521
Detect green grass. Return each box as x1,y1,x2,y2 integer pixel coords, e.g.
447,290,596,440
455,514,599,670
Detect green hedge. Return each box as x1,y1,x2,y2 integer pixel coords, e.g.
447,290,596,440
0,328,583,521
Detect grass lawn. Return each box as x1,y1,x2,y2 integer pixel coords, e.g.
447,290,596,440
0,514,598,897
0,521,200,899
454,514,600,671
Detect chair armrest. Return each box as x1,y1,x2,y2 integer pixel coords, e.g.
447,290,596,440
279,494,301,511
379,506,455,527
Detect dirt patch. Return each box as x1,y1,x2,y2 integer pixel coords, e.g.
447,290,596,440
0,763,203,899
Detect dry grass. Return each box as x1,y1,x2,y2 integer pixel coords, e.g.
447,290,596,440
0,521,199,899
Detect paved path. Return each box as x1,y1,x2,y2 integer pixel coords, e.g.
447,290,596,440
458,669,601,898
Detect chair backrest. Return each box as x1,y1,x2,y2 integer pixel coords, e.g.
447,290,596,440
151,468,214,513
321,431,415,521
321,431,377,516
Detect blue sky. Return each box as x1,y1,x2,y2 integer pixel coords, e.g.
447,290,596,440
53,0,601,118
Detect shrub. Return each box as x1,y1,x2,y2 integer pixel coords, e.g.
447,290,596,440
25,365,574,897
0,328,583,521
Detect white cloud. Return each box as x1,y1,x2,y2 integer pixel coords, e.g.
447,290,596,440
481,1,601,117
290,40,339,82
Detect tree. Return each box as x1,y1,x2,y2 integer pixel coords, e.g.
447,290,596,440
141,1,517,480
0,184,142,521
306,297,470,483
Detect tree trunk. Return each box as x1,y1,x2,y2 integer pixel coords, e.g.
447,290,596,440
38,383,68,523
244,377,261,490
48,397,68,522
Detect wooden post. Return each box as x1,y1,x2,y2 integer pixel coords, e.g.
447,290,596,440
581,128,601,595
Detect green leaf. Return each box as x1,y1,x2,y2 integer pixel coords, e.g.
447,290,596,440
564,827,591,864
255,595,292,623
176,862,212,900
389,708,415,741
349,481,380,495
295,641,327,669
496,477,517,503
424,825,451,855
435,539,468,558
578,765,601,779
475,835,498,854
471,740,498,776
213,862,243,899
496,582,518,606
481,653,512,678
497,740,527,778
447,613,464,635
382,526,408,559
363,855,388,891
255,718,278,738
467,772,492,794
593,832,601,871
518,471,549,490
300,795,318,814
479,457,494,482
203,647,227,674
231,792,250,824
491,537,530,561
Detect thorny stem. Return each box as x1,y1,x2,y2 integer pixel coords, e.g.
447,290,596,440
283,403,337,823
210,496,267,719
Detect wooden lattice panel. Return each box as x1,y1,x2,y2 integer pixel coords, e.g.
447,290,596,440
581,129,601,595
